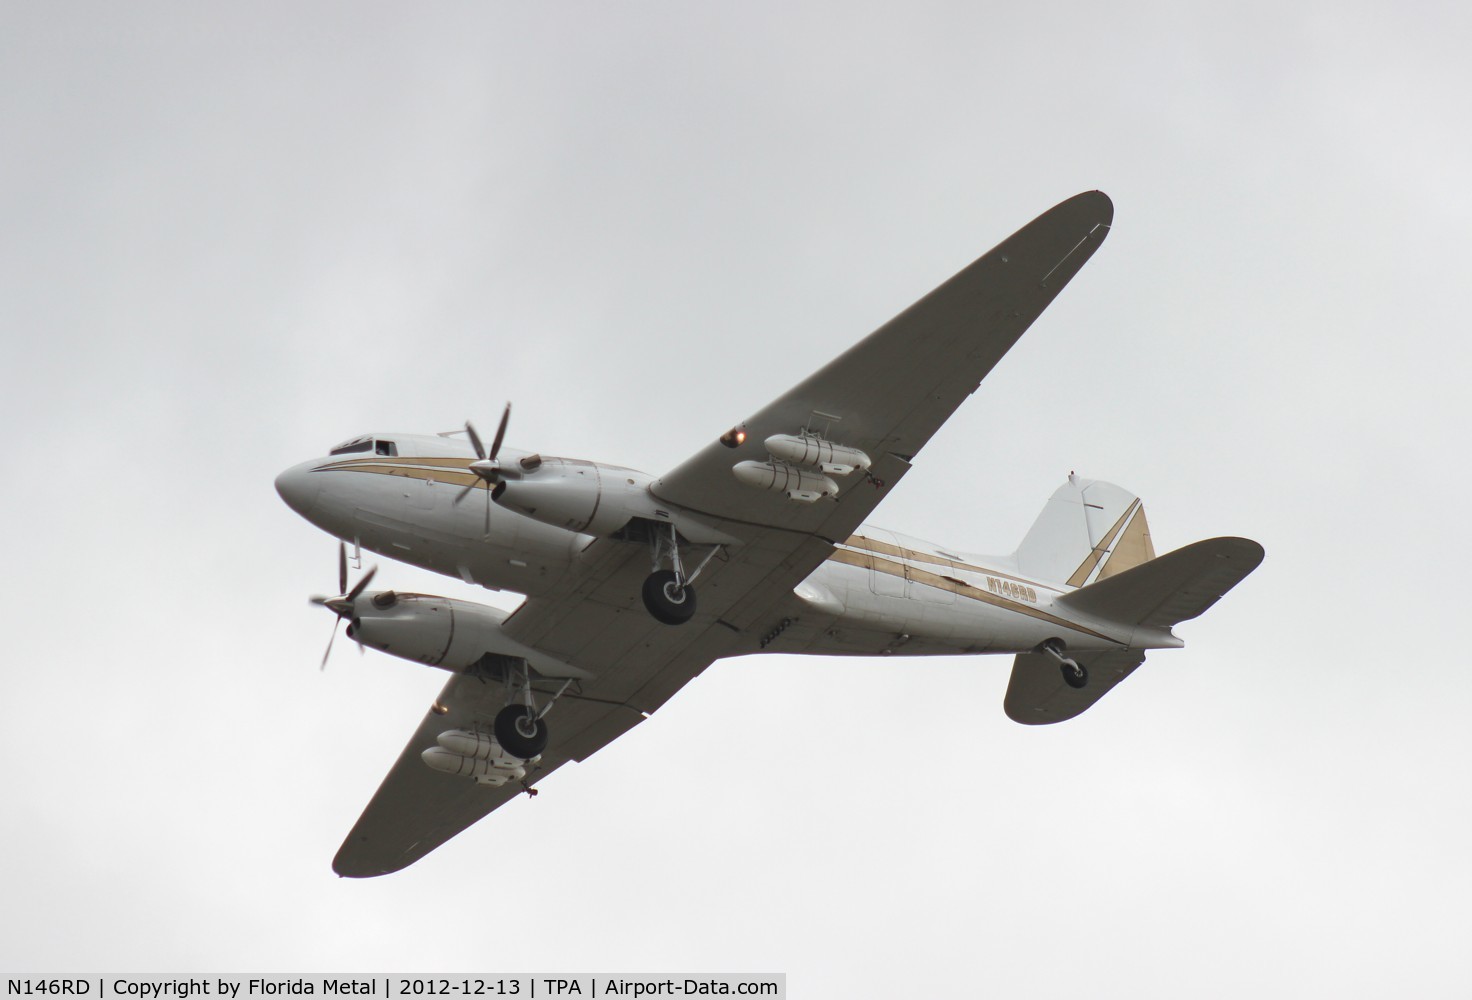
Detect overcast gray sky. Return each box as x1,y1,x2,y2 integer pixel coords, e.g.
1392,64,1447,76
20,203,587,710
3,2,1469,994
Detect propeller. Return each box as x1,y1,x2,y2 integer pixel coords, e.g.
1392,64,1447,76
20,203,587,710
310,541,378,670
454,402,511,535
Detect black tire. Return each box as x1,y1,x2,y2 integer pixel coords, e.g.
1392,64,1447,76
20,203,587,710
1061,659,1089,690
494,704,549,760
642,569,697,625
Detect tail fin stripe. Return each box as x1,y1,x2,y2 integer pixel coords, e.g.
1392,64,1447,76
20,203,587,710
1065,498,1140,588
1096,504,1156,581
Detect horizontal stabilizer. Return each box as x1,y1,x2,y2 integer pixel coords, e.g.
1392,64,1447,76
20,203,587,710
1005,648,1147,725
1056,536,1264,629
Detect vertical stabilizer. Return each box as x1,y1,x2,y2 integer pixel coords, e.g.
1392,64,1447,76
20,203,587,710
1013,475,1155,588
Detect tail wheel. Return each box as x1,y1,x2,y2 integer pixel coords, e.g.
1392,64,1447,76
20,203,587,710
642,569,697,625
1061,659,1088,689
494,704,549,760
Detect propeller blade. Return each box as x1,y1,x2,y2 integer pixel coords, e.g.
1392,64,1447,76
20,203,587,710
488,403,510,460
346,564,377,602
484,488,491,536
312,547,378,671
320,619,340,671
453,482,477,505
465,421,487,460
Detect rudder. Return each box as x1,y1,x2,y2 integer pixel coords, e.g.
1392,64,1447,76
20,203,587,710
1013,475,1155,587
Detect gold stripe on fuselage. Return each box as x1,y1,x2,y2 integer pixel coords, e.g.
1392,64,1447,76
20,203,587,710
321,455,478,470
826,548,1118,643
842,534,1050,590
317,458,483,489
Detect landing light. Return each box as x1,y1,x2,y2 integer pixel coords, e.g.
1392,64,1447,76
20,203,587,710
719,426,747,448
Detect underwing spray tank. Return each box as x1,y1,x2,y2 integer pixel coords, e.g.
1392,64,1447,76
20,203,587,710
763,433,872,476
731,460,839,502
421,730,528,786
729,431,873,503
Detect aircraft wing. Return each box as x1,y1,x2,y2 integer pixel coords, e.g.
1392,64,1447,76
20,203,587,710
336,192,1113,875
650,189,1114,541
500,189,1106,680
505,190,1115,677
334,669,649,877
334,529,830,876
333,535,823,877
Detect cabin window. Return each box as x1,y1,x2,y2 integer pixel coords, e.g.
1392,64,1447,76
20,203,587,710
375,440,397,456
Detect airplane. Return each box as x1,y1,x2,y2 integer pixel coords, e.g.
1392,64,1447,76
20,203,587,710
275,190,1263,878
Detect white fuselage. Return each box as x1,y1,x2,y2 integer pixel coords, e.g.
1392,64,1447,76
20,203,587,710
276,433,1178,665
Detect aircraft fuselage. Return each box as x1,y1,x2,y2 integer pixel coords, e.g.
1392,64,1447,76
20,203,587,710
275,433,1180,666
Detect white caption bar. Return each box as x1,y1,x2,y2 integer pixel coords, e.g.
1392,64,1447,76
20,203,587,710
5,976,785,1000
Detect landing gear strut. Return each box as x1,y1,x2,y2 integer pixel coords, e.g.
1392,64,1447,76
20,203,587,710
640,523,722,626
1041,640,1088,689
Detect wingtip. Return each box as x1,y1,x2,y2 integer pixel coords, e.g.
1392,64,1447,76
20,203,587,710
332,847,404,879
1225,536,1266,569
1042,190,1114,232
1201,535,1265,563
1080,189,1114,224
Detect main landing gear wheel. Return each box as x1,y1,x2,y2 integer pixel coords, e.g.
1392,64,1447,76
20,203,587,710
494,704,549,760
642,569,697,625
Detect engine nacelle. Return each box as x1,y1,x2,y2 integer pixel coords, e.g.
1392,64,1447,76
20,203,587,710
347,594,504,669
340,591,592,679
494,459,658,536
732,460,839,503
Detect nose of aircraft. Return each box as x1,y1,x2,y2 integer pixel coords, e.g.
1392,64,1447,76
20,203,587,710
275,461,322,516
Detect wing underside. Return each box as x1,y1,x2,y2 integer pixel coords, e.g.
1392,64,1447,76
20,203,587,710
333,670,655,877
1056,536,1266,628
1004,648,1148,726
652,190,1114,539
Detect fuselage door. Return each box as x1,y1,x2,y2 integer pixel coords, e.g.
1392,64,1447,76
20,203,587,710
862,528,908,599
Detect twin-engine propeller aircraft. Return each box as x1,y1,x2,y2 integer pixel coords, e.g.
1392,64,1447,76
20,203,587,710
276,191,1263,877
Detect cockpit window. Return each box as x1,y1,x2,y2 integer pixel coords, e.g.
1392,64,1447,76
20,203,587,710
329,436,372,456
328,435,398,457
